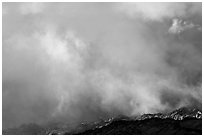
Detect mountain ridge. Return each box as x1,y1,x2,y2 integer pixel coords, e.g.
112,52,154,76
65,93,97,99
3,107,202,135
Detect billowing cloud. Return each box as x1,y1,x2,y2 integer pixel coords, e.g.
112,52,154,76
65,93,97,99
116,2,201,21
168,18,201,34
2,2,202,129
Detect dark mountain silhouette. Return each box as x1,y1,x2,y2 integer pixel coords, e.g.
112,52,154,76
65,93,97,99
3,107,202,135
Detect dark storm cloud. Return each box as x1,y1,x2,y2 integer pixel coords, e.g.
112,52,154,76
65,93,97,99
2,2,202,129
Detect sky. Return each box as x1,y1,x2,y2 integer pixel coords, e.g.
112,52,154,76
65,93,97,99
2,2,202,129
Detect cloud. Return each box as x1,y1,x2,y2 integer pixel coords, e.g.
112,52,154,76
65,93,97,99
2,3,202,129
116,2,201,22
19,3,45,15
168,18,201,34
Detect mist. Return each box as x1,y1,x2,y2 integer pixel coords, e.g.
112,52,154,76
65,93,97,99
2,2,202,129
